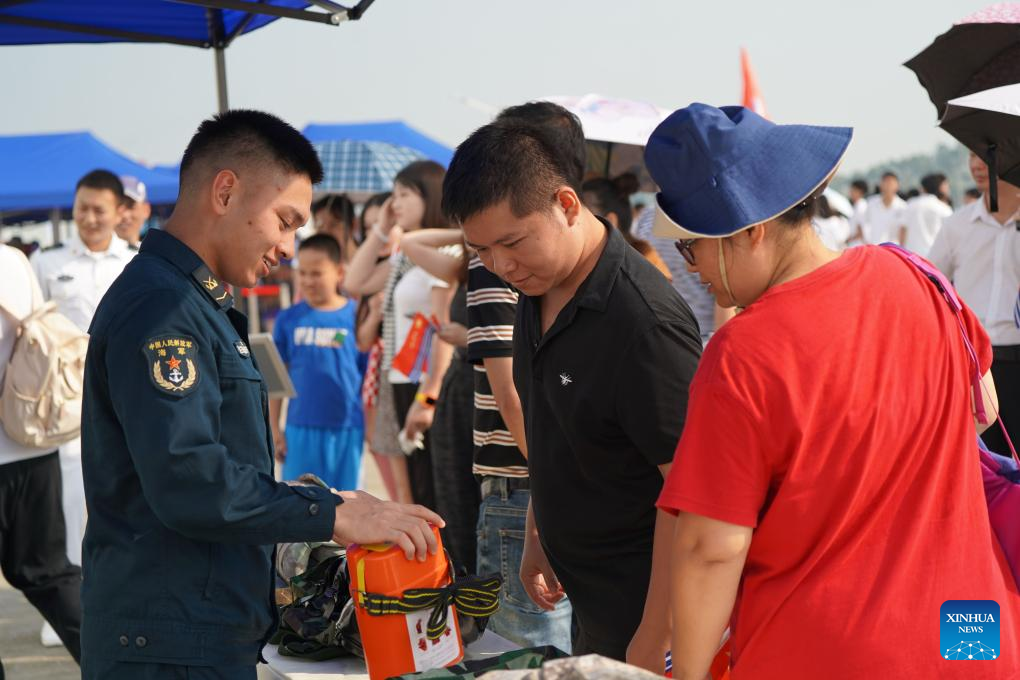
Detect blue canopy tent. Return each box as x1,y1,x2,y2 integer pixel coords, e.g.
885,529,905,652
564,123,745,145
0,131,179,221
0,0,375,112
303,121,454,167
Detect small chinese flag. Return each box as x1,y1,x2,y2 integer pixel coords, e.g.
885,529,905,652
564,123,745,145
741,47,768,119
392,313,439,382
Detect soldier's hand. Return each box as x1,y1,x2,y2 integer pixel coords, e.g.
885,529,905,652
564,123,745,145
332,490,446,561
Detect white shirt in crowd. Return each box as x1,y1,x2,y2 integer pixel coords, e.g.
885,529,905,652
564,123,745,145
849,197,868,246
928,197,1020,346
813,215,851,252
388,261,450,384
0,245,50,466
30,231,136,332
862,194,907,245
903,194,953,257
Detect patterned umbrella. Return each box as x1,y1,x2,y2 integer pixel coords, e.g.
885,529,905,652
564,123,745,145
313,139,426,196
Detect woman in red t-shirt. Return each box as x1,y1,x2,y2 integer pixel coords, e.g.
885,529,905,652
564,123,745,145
643,104,1018,680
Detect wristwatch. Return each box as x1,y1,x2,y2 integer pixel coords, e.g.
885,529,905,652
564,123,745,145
414,392,438,408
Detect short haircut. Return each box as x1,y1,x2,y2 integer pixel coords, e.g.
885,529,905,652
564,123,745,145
443,103,586,224
179,109,323,192
394,160,447,229
850,179,869,194
920,173,946,196
299,233,342,264
582,174,639,233
495,101,586,187
965,187,982,199
881,171,898,181
312,193,355,225
76,169,124,201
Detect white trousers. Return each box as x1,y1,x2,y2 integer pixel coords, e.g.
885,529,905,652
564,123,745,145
57,437,86,566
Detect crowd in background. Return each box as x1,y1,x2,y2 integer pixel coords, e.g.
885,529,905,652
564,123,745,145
1,99,1018,678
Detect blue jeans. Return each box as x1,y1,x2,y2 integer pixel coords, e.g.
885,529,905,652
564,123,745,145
475,481,572,653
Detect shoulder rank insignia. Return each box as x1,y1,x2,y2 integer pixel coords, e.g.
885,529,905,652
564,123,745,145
144,335,200,396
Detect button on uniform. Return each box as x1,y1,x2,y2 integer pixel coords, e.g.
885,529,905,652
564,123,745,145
81,229,341,670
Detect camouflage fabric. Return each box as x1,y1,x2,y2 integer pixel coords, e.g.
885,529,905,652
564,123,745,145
277,554,352,658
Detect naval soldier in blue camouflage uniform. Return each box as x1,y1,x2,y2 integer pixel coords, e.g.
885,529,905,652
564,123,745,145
80,110,444,680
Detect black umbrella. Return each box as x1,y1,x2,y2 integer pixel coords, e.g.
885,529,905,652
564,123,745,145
905,4,1020,210
940,84,1020,206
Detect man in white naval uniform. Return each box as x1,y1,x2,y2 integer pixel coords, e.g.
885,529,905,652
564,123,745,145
29,169,136,647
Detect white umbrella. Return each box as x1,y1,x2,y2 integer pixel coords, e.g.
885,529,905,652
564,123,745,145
542,94,672,188
542,94,672,146
943,82,1020,119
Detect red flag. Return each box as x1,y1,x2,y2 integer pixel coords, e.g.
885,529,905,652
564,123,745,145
741,47,768,119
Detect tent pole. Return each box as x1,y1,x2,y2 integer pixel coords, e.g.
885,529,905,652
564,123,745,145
215,46,229,113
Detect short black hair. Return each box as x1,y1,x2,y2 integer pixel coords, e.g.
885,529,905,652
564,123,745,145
881,171,899,181
76,169,124,201
850,179,869,194
299,233,342,264
443,103,586,224
965,187,982,199
180,109,323,191
495,101,586,187
582,174,639,233
920,173,946,196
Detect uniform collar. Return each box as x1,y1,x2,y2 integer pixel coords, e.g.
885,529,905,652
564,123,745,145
67,230,132,258
139,229,234,310
969,195,1019,228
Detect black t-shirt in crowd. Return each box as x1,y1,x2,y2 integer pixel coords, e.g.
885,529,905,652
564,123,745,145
513,220,702,659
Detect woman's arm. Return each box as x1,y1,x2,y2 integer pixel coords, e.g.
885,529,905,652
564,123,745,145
345,198,398,296
400,228,465,285
356,293,384,352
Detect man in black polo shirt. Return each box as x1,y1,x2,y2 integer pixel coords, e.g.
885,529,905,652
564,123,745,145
443,106,702,670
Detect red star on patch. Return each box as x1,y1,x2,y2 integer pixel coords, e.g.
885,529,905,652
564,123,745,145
167,356,181,370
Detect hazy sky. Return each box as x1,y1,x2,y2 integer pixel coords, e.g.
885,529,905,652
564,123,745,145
0,1,992,173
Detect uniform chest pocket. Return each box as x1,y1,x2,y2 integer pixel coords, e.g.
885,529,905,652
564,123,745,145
216,353,263,383
47,275,79,302
215,352,270,467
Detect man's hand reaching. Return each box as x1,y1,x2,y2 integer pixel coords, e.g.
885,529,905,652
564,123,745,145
332,490,445,561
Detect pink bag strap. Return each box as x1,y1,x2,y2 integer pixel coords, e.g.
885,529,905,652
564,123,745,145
882,243,1018,463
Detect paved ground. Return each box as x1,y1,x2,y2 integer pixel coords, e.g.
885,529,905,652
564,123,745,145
0,453,388,679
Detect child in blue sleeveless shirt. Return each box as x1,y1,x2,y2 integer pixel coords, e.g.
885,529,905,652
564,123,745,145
271,234,364,490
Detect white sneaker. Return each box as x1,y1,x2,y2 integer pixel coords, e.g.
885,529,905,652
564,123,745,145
40,621,61,647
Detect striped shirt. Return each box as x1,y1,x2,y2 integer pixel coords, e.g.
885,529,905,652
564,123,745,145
633,208,711,342
466,256,528,478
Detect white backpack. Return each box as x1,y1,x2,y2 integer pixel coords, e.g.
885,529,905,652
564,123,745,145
0,299,89,448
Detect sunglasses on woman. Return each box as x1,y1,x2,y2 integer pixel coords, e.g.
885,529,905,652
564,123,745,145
674,239,698,266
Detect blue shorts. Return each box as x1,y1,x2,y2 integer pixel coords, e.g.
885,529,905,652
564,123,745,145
282,424,364,492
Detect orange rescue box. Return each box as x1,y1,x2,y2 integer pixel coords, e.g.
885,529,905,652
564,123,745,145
347,526,464,680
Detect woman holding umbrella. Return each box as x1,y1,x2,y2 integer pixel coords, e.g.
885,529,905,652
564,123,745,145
646,104,1017,679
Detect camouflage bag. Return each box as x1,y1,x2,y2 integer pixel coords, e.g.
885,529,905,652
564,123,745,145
276,553,354,660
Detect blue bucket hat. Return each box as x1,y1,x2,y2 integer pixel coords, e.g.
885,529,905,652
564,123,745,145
646,104,852,239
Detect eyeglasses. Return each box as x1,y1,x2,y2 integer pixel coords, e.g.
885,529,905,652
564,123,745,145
674,239,698,266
